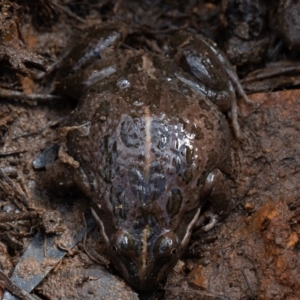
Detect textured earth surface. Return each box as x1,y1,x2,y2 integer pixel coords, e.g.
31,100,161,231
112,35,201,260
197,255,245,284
1,1,300,299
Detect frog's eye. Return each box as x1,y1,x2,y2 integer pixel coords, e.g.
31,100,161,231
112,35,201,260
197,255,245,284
153,231,178,256
179,50,212,87
111,231,136,254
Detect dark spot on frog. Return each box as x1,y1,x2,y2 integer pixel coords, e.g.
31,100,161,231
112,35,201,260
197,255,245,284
151,120,169,153
98,163,113,184
171,143,194,185
200,113,214,131
98,135,118,183
120,116,145,148
206,149,219,171
166,188,183,219
197,176,204,187
183,148,194,184
191,124,204,140
110,185,128,221
198,99,212,112
128,163,166,204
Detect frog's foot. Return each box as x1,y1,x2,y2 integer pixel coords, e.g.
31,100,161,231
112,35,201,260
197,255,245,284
205,38,254,107
55,22,128,100
198,35,255,139
201,212,220,232
194,211,220,231
198,169,233,231
195,210,222,231
170,31,253,140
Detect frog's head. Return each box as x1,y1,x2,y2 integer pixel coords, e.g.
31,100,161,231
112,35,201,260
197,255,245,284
91,204,201,291
92,193,200,290
108,228,180,290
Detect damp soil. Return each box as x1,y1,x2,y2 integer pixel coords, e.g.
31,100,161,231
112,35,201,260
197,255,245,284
1,1,300,300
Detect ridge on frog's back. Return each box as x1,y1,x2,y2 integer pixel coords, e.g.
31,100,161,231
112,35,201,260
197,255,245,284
57,22,241,290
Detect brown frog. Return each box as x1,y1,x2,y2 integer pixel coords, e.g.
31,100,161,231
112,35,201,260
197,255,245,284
55,22,247,290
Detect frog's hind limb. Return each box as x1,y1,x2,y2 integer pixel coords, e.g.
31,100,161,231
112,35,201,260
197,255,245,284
197,169,234,231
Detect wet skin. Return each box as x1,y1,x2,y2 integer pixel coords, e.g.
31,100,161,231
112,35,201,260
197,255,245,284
57,23,238,290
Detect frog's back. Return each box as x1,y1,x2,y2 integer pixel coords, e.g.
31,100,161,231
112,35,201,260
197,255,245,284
67,53,231,233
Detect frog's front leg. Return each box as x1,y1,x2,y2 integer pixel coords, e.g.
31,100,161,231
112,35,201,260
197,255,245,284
199,35,253,106
198,169,234,231
55,22,128,100
170,31,252,139
198,36,254,140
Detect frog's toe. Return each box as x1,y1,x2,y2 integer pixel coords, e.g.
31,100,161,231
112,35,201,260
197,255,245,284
230,98,243,140
201,212,220,232
225,66,253,105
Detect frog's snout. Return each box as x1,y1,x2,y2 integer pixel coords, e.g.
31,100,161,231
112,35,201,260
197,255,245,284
109,229,180,290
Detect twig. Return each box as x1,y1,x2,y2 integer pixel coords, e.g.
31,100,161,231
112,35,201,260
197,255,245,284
0,168,29,209
241,64,300,83
241,269,256,299
0,88,60,101
0,270,37,300
0,150,26,157
82,212,110,267
0,211,39,223
51,2,85,23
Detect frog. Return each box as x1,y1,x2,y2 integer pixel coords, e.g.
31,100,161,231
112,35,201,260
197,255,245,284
54,22,248,290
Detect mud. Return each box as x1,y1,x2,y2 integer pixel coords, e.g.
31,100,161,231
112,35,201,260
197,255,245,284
1,1,300,300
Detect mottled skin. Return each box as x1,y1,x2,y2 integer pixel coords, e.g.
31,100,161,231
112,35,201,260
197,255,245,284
59,23,235,290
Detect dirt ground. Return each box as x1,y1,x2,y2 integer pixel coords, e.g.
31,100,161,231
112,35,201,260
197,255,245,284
1,1,300,300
